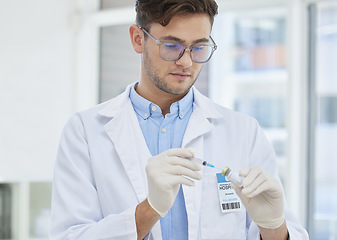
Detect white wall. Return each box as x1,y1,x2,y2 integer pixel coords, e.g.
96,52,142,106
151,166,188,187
0,0,76,181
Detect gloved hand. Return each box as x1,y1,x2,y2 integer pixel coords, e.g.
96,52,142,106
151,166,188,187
232,167,285,229
146,148,202,217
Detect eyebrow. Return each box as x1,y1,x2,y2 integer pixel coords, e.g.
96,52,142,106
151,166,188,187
160,35,210,45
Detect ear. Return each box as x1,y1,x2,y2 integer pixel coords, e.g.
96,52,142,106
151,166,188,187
129,24,144,54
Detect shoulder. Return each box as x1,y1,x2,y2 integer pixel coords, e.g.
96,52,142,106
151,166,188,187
60,100,111,139
68,83,134,126
193,89,258,127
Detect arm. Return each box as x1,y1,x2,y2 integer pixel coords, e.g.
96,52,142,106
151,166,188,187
259,221,289,240
50,115,138,239
50,116,201,239
137,148,202,238
135,199,161,240
233,166,287,240
241,119,308,239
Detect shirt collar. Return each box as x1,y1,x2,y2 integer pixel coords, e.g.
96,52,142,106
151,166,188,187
174,87,194,119
129,83,194,120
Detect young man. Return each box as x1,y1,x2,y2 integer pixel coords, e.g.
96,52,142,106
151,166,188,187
50,0,309,239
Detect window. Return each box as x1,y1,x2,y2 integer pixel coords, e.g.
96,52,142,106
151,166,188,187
100,0,134,10
234,17,286,71
0,184,11,239
210,7,289,185
99,24,140,102
308,1,337,239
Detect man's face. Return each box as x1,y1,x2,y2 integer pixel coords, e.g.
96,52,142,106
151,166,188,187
141,13,212,96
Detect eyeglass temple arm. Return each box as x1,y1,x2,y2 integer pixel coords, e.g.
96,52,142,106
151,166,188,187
209,36,217,49
139,26,161,45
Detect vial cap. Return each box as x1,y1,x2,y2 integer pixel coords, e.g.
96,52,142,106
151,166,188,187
222,167,230,176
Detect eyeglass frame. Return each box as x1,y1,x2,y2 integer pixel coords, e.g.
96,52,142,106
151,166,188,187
140,27,217,63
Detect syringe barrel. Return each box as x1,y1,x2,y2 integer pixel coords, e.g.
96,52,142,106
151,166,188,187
189,157,205,166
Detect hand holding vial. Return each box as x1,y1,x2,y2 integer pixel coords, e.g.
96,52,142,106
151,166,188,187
186,155,285,229
229,167,285,229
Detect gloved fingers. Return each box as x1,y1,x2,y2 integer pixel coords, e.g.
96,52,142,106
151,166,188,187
239,167,250,177
243,176,282,198
168,175,197,187
240,166,264,187
232,183,249,205
242,179,272,198
241,172,269,197
169,156,202,171
146,153,201,176
240,167,282,198
164,148,195,158
165,164,202,180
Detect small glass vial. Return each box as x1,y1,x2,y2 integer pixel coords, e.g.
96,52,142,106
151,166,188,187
222,167,243,187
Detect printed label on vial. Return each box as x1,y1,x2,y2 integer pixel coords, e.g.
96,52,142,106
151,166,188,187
216,173,242,213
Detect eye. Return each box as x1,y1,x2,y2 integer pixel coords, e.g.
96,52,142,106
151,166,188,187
162,42,182,50
192,45,207,52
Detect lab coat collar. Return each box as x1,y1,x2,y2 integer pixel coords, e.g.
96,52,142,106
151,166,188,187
97,83,134,118
129,82,194,120
192,87,224,120
98,83,224,120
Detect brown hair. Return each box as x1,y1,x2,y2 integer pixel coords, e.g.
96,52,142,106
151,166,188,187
135,0,218,30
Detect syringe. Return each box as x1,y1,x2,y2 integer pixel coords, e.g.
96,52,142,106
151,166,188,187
189,158,243,187
189,157,222,171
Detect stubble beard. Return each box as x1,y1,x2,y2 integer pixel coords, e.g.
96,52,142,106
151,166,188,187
143,51,201,96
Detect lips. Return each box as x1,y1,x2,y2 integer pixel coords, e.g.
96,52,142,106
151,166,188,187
170,72,191,80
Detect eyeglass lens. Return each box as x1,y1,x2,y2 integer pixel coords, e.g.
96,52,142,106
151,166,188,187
160,42,214,63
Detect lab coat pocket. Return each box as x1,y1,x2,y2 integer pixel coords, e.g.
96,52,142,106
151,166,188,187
200,173,246,240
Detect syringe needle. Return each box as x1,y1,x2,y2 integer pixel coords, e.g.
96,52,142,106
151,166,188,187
189,157,222,171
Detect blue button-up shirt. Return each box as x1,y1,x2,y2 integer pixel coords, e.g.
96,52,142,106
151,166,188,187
130,83,194,240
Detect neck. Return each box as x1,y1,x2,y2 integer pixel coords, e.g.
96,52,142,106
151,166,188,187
135,82,187,116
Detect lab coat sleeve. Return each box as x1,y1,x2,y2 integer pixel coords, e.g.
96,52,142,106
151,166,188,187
246,209,309,240
49,114,138,240
246,119,309,239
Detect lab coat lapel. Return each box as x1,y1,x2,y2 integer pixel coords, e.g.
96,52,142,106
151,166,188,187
182,87,222,147
182,88,223,240
99,84,163,239
182,136,204,240
182,104,214,240
99,85,151,203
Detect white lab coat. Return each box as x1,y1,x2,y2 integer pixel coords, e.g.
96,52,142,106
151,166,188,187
50,83,309,240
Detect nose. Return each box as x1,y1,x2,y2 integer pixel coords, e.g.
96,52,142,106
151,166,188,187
175,49,193,68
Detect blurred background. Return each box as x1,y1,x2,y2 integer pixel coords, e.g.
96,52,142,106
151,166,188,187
0,0,336,239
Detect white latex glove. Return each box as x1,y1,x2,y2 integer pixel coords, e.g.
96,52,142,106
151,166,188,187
146,148,202,217
232,167,285,229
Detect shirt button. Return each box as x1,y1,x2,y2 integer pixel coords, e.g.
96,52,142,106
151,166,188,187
152,106,157,111
144,113,149,117
161,128,166,133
